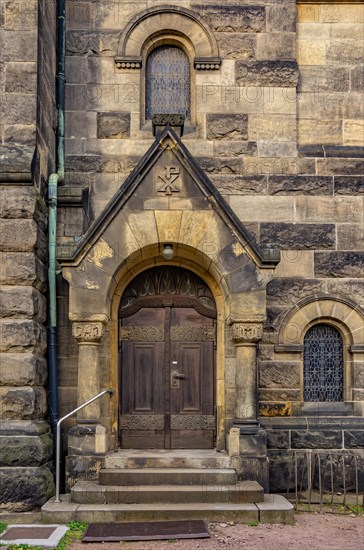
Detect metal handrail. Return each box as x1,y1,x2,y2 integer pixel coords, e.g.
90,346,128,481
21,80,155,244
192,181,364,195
55,388,114,502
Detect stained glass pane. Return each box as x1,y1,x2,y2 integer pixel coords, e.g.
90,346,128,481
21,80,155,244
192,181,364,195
146,46,190,119
304,324,344,402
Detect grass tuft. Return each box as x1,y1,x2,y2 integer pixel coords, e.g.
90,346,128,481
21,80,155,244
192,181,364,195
56,521,88,550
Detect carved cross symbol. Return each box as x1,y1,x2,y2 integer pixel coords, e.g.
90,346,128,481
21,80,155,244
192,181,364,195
158,166,181,195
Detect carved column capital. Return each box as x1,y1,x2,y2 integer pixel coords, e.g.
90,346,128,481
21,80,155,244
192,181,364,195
231,322,263,344
72,322,105,344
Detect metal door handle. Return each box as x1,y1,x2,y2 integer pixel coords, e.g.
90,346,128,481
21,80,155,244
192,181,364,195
171,370,186,389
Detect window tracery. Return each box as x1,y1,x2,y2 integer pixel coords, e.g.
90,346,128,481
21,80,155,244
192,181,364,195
304,323,344,402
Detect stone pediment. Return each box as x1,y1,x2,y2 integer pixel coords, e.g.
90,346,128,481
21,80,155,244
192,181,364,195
60,125,280,322
59,126,279,269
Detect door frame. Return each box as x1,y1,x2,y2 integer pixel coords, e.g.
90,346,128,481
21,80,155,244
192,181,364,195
109,257,227,451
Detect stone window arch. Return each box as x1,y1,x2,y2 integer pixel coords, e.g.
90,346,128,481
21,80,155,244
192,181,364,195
275,295,364,413
145,45,191,120
303,323,344,402
114,6,221,130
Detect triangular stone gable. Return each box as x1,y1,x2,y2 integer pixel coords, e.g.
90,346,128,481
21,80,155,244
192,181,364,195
59,126,278,269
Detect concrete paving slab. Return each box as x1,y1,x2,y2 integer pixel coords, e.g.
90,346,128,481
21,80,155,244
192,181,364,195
0,524,69,548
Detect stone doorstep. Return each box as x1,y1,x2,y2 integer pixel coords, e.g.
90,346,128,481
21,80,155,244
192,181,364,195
99,467,238,486
71,480,264,504
0,524,68,548
105,449,232,470
41,494,294,524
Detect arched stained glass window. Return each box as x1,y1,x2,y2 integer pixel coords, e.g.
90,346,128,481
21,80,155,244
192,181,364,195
146,46,190,120
304,324,344,402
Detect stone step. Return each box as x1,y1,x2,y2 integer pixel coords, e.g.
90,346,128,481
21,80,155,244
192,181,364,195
71,480,264,504
105,449,232,470
99,468,237,486
41,494,294,524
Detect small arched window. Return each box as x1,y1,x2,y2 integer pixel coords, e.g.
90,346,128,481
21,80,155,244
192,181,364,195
146,46,190,120
304,324,344,402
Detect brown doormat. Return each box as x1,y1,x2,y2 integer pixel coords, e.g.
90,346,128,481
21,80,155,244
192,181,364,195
83,520,210,542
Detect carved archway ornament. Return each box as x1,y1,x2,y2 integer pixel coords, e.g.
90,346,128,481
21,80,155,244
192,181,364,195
119,266,217,319
114,6,221,71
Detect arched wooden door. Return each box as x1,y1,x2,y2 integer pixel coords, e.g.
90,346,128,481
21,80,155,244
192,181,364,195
118,267,216,449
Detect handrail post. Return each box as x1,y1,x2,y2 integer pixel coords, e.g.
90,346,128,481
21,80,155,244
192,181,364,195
54,388,114,503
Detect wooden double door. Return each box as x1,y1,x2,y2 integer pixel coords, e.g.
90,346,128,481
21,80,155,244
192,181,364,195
119,267,216,449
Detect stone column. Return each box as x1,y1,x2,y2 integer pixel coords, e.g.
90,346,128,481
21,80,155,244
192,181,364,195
231,322,263,432
228,321,268,489
72,321,105,422
66,321,108,473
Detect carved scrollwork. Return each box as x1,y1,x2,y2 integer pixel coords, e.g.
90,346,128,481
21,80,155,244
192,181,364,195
170,326,215,342
119,326,165,342
231,323,263,344
152,114,185,127
171,415,215,430
119,267,217,318
120,415,165,430
72,322,105,344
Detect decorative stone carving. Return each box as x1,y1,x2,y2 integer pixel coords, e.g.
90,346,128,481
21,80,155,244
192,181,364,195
170,326,215,342
72,322,105,344
231,323,263,344
170,415,215,430
194,57,221,70
114,57,142,70
157,166,181,195
152,114,185,127
119,326,164,342
120,415,165,430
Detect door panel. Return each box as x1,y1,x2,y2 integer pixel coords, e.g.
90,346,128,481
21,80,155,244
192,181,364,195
170,308,215,449
133,344,158,412
120,309,166,448
180,344,201,412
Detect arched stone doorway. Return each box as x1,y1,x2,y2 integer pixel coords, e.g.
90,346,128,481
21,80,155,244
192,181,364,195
118,266,217,449
61,126,280,488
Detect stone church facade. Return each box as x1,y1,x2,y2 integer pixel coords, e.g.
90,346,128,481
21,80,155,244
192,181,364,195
0,1,363,512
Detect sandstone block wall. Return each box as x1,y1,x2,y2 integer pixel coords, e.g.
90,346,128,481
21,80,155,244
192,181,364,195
1,0,362,499
0,1,57,510
0,187,54,510
63,0,300,218
0,0,38,181
58,2,363,435
297,2,364,146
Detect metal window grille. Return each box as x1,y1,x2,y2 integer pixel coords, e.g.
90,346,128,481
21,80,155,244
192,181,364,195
146,46,190,120
304,324,344,402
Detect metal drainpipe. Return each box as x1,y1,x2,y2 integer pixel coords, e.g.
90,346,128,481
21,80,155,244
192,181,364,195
48,0,66,438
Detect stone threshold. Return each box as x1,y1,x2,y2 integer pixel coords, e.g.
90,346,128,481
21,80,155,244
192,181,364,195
41,494,294,524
